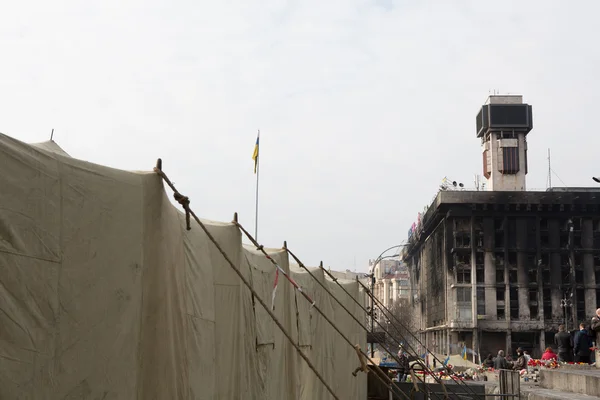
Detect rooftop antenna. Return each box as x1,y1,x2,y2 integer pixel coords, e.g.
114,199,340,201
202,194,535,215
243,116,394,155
547,148,552,189
50,128,54,141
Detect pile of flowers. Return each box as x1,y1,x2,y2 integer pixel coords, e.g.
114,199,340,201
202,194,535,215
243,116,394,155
527,358,559,369
527,358,589,369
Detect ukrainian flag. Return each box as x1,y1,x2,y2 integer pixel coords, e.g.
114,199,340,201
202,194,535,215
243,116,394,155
252,133,259,174
461,346,467,360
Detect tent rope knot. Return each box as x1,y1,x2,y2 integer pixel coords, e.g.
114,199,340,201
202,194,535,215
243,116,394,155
173,192,192,230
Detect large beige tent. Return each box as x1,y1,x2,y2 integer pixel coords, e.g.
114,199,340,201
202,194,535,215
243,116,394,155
0,133,367,399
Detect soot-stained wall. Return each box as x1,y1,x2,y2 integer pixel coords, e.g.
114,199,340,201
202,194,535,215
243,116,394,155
422,223,447,328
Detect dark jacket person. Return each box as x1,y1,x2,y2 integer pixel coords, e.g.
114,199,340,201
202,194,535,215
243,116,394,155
493,350,508,370
554,324,573,362
574,323,594,363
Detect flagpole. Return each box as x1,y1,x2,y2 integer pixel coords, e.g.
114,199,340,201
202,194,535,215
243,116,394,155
255,130,260,240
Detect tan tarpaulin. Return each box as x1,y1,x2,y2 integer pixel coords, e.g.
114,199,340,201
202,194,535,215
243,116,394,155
0,133,367,399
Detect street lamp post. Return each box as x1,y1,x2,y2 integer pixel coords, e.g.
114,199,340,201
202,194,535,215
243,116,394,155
368,243,406,357
561,291,573,332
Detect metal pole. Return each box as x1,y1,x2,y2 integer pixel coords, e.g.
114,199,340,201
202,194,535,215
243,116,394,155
368,244,406,358
254,130,260,240
371,273,375,357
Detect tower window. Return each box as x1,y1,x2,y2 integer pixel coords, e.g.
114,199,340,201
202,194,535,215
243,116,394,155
499,146,520,174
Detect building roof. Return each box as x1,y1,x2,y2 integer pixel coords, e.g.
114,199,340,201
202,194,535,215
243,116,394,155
404,188,600,258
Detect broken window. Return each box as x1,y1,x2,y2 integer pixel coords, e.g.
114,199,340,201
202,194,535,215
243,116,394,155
542,269,550,284
495,253,505,267
476,232,484,248
495,231,505,248
560,233,569,248
496,288,505,301
540,218,548,231
575,268,584,284
576,288,586,322
509,269,518,283
540,232,549,247
497,268,505,283
529,289,538,319
510,287,519,319
455,232,471,248
456,287,472,320
456,266,471,283
528,267,537,284
507,219,517,248
477,287,485,316
497,305,506,320
457,287,471,302
496,268,505,283
494,218,505,231
497,288,506,320
455,253,470,265
574,233,582,249
526,219,537,248
476,266,485,284
543,288,552,319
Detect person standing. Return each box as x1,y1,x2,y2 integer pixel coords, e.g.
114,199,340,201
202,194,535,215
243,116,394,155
513,348,527,371
554,324,573,362
396,348,410,382
541,347,558,361
493,350,508,370
574,323,594,364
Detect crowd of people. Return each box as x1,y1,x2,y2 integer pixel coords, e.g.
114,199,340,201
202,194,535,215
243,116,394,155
481,308,600,371
482,348,530,371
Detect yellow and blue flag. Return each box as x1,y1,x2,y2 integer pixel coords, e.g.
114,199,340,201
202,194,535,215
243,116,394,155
252,132,260,173
462,346,467,360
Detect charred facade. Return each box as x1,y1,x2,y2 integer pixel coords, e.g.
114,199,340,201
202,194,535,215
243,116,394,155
403,189,600,359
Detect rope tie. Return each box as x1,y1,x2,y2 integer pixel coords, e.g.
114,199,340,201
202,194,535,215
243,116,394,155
173,192,191,230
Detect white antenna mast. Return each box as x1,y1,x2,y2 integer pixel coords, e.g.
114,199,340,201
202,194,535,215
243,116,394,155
547,148,552,189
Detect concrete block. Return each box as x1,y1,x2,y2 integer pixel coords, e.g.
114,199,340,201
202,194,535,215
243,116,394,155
539,368,600,397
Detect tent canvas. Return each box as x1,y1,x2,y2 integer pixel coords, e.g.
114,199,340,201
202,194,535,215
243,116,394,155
0,133,366,399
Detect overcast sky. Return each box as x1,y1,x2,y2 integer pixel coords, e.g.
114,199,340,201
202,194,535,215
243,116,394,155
1,1,599,272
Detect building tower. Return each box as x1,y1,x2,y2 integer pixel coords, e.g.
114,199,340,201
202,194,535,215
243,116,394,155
476,95,533,191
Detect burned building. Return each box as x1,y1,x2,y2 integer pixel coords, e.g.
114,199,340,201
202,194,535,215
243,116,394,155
402,95,600,359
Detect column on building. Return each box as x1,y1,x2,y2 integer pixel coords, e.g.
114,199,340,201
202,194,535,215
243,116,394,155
471,216,478,325
516,219,530,319
549,220,562,320
392,280,398,304
483,218,497,318
583,219,596,317
383,279,390,309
